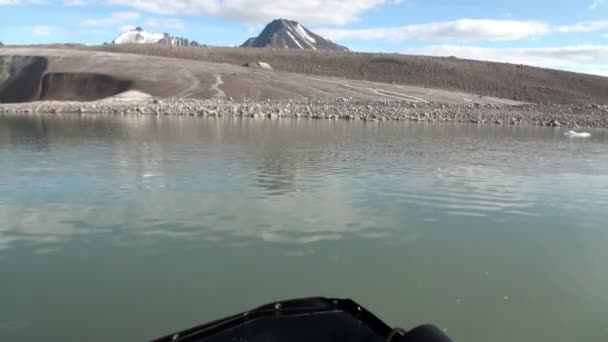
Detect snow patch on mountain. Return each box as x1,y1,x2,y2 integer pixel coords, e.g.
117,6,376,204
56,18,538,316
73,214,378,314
241,19,348,52
287,25,315,49
294,23,316,44
112,27,201,46
285,30,304,49
113,27,163,44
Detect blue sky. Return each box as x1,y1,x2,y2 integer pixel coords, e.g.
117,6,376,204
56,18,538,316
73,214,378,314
1,0,608,75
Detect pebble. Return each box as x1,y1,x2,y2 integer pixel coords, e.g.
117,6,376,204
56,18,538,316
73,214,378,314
0,98,606,128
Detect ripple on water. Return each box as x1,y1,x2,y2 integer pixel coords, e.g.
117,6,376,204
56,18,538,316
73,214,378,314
1,118,608,247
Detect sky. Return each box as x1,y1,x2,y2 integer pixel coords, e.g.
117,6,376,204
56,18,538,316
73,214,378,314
1,0,608,76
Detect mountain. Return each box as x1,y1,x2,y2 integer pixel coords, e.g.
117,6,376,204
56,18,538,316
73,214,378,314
112,27,201,46
241,19,348,51
241,37,256,48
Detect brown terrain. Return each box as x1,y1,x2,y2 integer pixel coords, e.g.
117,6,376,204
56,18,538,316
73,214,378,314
0,47,523,105
1,45,608,128
2,44,608,105
83,44,608,105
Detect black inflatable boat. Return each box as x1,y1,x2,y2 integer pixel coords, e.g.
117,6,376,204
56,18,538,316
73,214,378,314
151,297,452,342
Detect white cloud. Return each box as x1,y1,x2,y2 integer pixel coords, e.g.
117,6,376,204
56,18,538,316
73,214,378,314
120,24,136,32
29,25,54,36
0,0,48,4
574,64,608,76
0,0,90,5
589,0,605,10
84,11,140,26
316,19,550,42
63,0,85,5
145,18,186,30
104,0,392,25
245,23,264,34
558,21,608,33
316,19,608,43
410,45,608,76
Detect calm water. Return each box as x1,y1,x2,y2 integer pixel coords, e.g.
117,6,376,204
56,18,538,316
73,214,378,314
1,114,608,342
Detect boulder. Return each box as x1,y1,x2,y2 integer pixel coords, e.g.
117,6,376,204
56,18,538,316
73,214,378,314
242,61,274,70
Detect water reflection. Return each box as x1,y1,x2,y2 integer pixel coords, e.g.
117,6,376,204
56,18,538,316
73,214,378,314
254,150,298,196
1,115,608,342
1,115,608,253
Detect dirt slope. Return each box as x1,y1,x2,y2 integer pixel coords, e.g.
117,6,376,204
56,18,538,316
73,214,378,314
0,48,522,105
78,44,608,105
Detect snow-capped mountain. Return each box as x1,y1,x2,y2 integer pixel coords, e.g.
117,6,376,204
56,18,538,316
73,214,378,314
241,19,349,51
112,27,200,46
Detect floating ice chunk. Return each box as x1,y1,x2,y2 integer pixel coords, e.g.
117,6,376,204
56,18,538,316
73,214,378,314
564,130,591,138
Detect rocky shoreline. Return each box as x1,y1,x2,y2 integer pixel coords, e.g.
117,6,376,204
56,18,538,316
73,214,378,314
1,97,608,128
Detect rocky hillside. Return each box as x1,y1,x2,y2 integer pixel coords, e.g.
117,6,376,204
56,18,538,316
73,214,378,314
0,55,133,103
112,27,200,46
88,44,608,105
242,19,348,51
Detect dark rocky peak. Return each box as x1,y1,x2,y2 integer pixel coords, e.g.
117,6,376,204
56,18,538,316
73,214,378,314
241,18,349,52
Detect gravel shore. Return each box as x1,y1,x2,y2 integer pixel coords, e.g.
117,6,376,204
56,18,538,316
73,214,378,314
2,97,608,128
